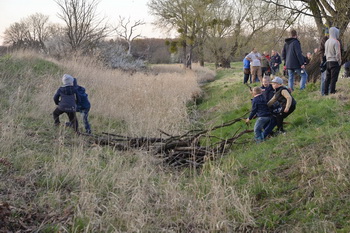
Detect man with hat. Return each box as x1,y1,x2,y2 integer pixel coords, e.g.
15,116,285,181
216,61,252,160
266,77,296,134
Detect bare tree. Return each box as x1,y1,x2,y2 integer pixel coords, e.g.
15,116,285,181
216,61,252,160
55,0,108,52
3,13,50,50
3,22,28,48
27,13,50,50
204,0,297,68
115,16,145,55
262,0,350,81
262,0,350,39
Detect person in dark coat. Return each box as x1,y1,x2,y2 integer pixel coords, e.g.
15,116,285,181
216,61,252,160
53,74,79,133
73,78,92,134
267,77,296,133
246,87,271,143
270,50,282,75
282,29,308,90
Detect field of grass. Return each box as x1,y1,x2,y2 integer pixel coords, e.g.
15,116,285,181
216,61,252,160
1,51,350,232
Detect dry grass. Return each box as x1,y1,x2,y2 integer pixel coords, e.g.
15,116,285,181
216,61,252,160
57,61,209,136
0,51,256,232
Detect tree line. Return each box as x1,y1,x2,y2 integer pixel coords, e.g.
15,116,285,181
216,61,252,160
2,0,350,70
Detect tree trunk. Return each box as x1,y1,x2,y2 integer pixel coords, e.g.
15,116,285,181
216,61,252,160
220,58,231,68
306,54,322,83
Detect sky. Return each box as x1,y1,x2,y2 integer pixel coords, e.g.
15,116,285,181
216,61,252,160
0,0,169,45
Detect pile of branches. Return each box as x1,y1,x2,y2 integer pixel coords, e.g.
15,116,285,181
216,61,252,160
84,117,252,168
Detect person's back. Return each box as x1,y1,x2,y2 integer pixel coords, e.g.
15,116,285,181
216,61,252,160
282,38,304,69
54,86,77,112
76,86,91,111
324,27,341,95
281,29,307,90
325,27,341,64
73,78,92,134
249,94,271,118
53,74,79,132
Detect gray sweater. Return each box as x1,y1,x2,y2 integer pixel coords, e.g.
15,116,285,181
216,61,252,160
325,27,341,65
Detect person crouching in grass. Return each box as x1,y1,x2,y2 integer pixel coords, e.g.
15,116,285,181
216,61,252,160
53,74,80,133
246,87,272,143
267,77,296,134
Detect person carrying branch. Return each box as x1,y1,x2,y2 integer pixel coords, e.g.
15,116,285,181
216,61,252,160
246,87,271,143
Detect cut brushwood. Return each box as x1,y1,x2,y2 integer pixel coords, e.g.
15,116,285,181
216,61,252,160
82,116,252,168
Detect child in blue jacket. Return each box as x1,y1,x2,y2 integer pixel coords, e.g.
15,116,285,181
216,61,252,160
53,74,79,132
73,78,92,134
246,87,271,142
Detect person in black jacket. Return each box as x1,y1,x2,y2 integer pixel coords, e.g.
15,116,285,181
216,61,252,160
53,74,80,133
282,29,308,90
267,77,296,133
270,50,282,75
246,87,271,143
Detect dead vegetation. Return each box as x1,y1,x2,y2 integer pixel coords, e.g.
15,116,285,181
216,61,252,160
84,116,252,168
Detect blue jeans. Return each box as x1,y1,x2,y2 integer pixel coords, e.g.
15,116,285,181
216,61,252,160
79,109,91,134
287,69,308,90
263,116,277,138
254,116,271,142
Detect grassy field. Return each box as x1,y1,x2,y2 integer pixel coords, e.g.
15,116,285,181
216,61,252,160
1,51,350,232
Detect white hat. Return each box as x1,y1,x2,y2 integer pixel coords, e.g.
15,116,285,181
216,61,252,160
62,74,74,86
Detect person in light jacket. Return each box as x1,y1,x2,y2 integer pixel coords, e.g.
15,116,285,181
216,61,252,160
324,27,342,95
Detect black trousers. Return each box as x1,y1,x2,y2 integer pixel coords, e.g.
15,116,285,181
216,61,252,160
53,108,78,132
324,61,341,94
276,104,296,131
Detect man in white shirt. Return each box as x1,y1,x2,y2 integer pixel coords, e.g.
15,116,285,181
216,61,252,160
245,48,262,83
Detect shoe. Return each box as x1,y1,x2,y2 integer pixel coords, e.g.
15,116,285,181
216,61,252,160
277,130,286,135
65,122,72,127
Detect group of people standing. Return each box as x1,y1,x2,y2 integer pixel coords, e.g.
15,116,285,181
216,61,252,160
245,27,344,142
243,49,282,84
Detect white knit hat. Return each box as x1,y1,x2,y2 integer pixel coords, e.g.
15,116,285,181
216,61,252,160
62,74,74,86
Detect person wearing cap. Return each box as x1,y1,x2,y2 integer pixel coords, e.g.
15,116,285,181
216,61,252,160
267,77,296,134
53,74,80,133
282,29,308,91
245,87,271,143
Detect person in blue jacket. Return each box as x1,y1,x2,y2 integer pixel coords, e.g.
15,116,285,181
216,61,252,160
243,53,251,84
246,87,271,143
73,78,92,134
53,74,79,133
282,29,308,90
